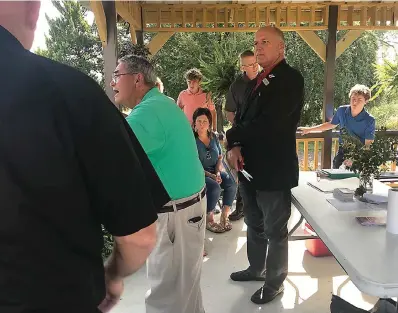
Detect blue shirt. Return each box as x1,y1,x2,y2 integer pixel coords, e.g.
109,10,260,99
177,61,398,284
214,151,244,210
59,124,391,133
127,88,205,200
196,136,222,173
331,105,375,144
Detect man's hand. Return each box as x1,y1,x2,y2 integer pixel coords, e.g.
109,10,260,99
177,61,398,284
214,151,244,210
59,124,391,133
98,277,124,313
227,147,243,171
298,127,311,135
343,159,353,168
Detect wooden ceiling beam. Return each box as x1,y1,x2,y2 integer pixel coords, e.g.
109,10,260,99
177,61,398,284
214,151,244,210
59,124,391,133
296,31,326,62
90,0,107,46
146,32,175,55
335,30,364,59
111,2,398,32
115,1,142,30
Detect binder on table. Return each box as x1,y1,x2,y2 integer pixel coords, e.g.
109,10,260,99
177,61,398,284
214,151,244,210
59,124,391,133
321,169,359,180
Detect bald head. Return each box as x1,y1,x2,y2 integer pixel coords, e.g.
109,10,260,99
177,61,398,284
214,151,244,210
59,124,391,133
0,1,41,50
257,26,285,43
254,26,285,70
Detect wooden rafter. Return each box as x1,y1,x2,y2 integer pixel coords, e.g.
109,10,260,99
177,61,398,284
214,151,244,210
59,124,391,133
147,32,175,56
296,31,326,62
90,0,107,46
115,1,142,30
297,29,365,62
130,24,137,45
335,30,364,59
136,2,398,32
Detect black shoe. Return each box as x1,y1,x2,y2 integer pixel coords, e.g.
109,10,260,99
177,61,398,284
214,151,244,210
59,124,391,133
230,269,265,282
229,209,244,221
251,285,284,304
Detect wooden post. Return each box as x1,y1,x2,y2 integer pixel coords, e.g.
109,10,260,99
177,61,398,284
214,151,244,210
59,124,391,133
136,31,144,45
102,1,118,107
322,5,338,169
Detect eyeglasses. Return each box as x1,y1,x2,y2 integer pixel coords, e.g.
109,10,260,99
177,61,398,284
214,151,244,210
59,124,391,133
111,72,139,84
242,62,258,68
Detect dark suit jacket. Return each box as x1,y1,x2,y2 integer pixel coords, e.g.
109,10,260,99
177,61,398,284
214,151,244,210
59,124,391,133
226,60,304,191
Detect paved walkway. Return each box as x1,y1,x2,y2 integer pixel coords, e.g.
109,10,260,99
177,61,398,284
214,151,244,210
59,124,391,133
111,206,378,313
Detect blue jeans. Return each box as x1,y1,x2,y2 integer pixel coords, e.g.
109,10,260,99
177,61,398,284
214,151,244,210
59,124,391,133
205,172,237,213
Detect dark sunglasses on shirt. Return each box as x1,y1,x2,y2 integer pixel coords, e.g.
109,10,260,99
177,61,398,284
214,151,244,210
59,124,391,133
206,147,211,160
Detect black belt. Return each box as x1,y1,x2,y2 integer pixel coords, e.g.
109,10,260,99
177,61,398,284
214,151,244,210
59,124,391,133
158,187,206,214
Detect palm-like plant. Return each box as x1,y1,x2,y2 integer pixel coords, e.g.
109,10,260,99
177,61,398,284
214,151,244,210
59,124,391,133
199,41,240,99
199,34,249,131
372,59,398,100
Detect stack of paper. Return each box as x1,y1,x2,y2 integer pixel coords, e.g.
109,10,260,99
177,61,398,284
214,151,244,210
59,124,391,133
307,177,359,193
363,193,388,204
333,188,354,202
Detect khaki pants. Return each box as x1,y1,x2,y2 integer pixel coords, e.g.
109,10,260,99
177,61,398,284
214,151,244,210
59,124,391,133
146,190,206,313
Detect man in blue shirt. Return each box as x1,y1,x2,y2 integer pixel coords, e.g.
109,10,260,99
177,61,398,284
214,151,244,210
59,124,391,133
299,84,376,168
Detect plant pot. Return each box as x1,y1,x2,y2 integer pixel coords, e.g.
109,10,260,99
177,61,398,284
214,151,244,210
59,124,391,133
355,173,374,197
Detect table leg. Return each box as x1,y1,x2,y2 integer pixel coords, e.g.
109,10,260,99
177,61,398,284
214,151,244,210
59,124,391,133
288,214,319,241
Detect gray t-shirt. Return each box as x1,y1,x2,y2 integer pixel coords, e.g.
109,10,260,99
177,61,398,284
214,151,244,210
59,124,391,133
225,73,255,113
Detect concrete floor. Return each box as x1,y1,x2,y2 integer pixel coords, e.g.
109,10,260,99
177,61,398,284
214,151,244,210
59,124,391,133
111,206,378,313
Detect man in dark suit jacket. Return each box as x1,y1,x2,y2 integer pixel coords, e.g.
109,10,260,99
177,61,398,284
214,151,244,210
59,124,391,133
226,26,304,305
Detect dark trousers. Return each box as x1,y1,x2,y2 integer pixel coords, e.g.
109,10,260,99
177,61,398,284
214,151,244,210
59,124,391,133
239,180,292,290
333,147,345,169
236,185,243,209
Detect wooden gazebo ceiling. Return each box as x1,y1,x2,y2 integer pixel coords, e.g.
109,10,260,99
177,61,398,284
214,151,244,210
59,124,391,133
113,1,398,32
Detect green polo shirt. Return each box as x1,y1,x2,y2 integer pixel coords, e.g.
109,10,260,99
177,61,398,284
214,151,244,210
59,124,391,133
126,88,205,200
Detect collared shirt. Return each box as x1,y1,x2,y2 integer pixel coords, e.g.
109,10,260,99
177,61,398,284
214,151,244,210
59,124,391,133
0,26,168,312
177,88,215,125
331,105,376,144
127,88,205,200
253,59,284,92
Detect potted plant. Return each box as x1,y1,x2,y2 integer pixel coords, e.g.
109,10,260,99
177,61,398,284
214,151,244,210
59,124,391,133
341,128,398,196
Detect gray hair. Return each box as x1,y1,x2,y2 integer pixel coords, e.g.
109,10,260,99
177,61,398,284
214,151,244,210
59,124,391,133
118,55,157,87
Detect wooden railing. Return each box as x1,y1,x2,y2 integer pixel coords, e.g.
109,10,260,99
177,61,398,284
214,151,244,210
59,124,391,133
296,131,398,172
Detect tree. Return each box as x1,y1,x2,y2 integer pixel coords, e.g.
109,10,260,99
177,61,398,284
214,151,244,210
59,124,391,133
198,33,253,131
117,22,152,58
154,30,379,127
285,30,378,126
372,60,398,99
36,1,103,84
154,32,253,101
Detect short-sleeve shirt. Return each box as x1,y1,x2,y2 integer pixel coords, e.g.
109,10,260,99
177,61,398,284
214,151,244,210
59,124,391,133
331,105,376,144
225,73,255,113
196,136,222,173
127,88,205,200
177,88,215,125
0,26,168,312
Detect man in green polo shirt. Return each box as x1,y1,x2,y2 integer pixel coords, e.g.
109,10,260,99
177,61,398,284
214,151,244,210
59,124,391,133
110,55,206,313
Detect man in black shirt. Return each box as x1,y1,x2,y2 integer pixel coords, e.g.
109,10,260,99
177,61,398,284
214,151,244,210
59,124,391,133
225,50,259,221
227,26,304,305
0,2,170,313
